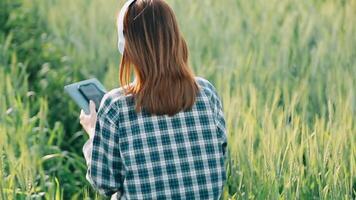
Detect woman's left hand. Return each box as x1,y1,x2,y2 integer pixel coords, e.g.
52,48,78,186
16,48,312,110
79,101,97,139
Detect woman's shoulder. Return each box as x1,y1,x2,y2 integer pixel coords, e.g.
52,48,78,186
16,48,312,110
195,76,219,97
97,87,128,115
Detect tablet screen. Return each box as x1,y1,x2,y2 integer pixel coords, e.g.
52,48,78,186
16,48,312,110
78,83,105,110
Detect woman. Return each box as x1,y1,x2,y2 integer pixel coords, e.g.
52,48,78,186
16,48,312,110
80,0,227,199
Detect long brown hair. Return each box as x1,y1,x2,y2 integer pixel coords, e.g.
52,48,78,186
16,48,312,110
119,0,199,116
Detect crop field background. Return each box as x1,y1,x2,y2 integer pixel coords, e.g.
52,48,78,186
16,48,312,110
0,0,355,199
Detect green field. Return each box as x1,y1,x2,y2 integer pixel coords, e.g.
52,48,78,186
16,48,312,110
0,0,355,199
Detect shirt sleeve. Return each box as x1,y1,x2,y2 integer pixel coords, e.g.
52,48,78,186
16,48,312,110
83,105,125,197
211,89,227,156
200,79,227,156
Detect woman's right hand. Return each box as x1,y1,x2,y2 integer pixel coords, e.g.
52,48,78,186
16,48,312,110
79,101,97,139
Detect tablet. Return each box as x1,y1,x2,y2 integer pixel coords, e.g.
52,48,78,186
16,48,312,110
64,78,107,114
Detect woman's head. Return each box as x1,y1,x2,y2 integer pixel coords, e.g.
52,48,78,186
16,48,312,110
119,0,198,116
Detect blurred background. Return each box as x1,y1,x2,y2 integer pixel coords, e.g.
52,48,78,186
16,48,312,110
0,0,355,199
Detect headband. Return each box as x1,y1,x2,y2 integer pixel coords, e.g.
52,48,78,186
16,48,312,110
117,0,136,55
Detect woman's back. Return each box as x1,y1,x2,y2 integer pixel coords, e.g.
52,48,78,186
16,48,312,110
80,1,228,199
86,77,227,199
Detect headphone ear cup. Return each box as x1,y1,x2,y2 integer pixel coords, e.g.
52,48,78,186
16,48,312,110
117,0,136,55
118,33,125,55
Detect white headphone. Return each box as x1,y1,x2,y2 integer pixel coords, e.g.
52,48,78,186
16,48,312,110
117,0,137,55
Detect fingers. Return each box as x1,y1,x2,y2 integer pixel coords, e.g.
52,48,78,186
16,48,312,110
79,102,97,133
79,118,85,126
80,110,85,120
79,110,89,125
89,100,96,115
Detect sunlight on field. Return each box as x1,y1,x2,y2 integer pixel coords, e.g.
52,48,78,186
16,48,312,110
0,0,355,199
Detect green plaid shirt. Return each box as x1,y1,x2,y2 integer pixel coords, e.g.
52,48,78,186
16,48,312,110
83,77,227,199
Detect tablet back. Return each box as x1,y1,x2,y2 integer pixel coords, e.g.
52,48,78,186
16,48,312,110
64,78,107,114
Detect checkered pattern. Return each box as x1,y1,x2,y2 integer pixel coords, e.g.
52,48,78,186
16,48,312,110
84,77,227,199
